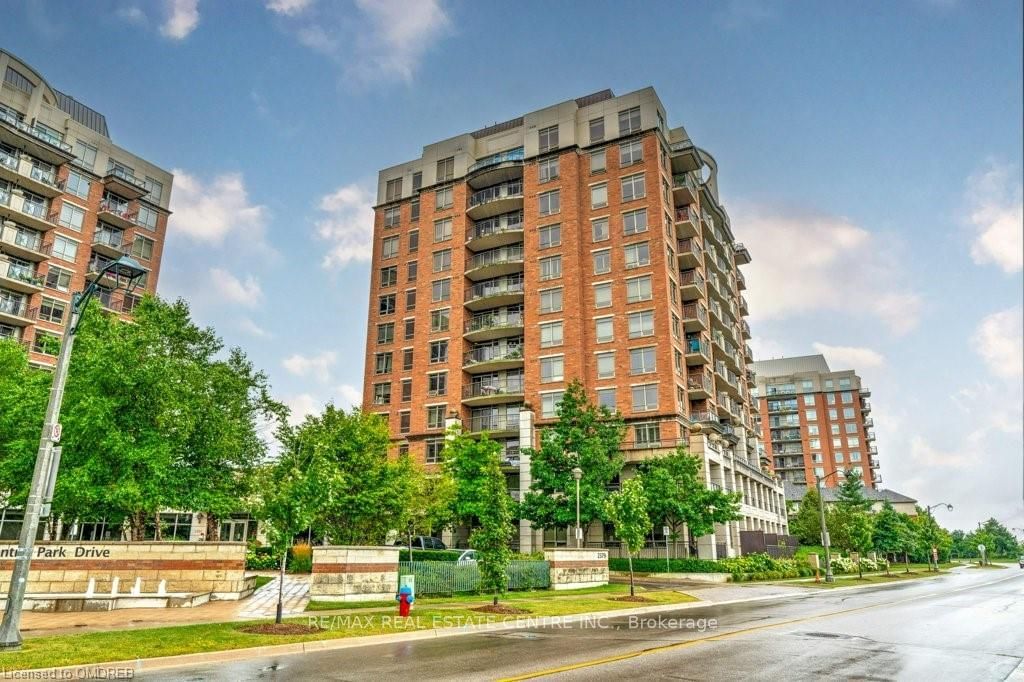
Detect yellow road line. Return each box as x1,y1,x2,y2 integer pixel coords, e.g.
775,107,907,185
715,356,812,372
499,572,1024,681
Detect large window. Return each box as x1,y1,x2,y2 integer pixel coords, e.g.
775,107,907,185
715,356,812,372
72,139,98,170
377,322,394,344
589,117,605,143
620,139,643,165
382,236,400,259
431,278,451,302
623,209,647,235
621,173,645,201
65,170,90,199
539,224,560,249
380,266,398,287
373,382,392,405
539,190,560,216
590,183,607,209
431,308,450,332
52,235,78,262
590,149,606,173
618,106,641,135
594,282,612,308
429,340,448,364
538,125,559,153
426,438,445,464
384,205,401,227
39,297,66,325
624,242,650,269
596,352,615,379
539,287,562,313
136,205,158,231
592,249,611,275
131,236,155,261
435,186,453,210
378,294,396,315
144,513,193,541
597,388,616,411
630,346,656,375
540,356,564,383
634,422,661,445
436,156,454,182
539,157,559,182
374,352,393,374
385,177,403,201
432,249,452,273
592,217,609,242
540,321,563,348
628,310,654,338
433,218,452,242
58,203,84,231
541,391,564,418
45,266,72,292
631,383,658,412
625,275,652,303
595,316,614,343
427,405,446,430
539,255,561,280
427,372,447,396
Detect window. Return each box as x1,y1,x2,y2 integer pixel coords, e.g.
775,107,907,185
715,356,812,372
621,173,645,201
539,255,561,280
427,372,447,396
426,438,445,464
39,297,66,325
592,249,611,275
630,347,656,375
31,331,60,356
373,382,392,405
432,249,452,273
405,289,416,310
45,266,72,292
540,356,564,383
592,217,609,242
408,230,419,252
623,209,647,235
834,451,844,463
144,177,164,203
52,236,78,262
806,410,817,421
429,340,448,364
826,393,836,405
538,125,559,153
625,275,652,303
401,379,412,402
410,197,420,221
379,294,396,315
618,106,641,135
596,352,615,378
404,318,415,340
845,422,858,434
539,224,561,249
540,321,563,348
407,261,418,282
831,424,840,435
590,183,607,208
839,378,852,389
380,266,398,287
382,236,400,259
596,316,614,343
809,438,821,449
671,314,680,339
594,282,612,308
631,383,658,412
374,352,393,374
136,206,158,231
597,388,616,411
427,405,446,430
399,411,411,434
624,242,650,269
628,310,654,338
824,379,834,389
433,218,452,242
590,149,606,173
431,278,451,302
812,453,823,464
808,424,820,435
385,178,403,202
589,117,605,143
434,186,453,210
829,408,838,420
620,139,643,165
412,172,422,192
539,287,562,313
131,236,154,261
402,348,414,370
377,322,394,344
436,157,454,182
850,451,861,462
635,422,661,446
832,437,843,448
841,391,853,404
847,436,860,447
801,380,814,390
541,391,565,418
843,407,855,419
539,190,560,216
65,171,90,199
814,467,825,478
803,394,815,406
431,308,450,332
539,157,559,182
73,139,98,170
58,203,84,231
384,205,401,227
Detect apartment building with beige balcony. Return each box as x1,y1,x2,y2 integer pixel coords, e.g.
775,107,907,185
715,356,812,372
0,50,172,364
361,87,786,558
753,354,880,489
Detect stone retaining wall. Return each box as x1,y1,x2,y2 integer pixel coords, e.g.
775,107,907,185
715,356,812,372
310,546,399,602
543,548,609,590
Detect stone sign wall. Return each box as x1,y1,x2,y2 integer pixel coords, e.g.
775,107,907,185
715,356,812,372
310,546,400,602
543,548,609,590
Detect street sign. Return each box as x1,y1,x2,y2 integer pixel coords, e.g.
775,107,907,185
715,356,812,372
662,526,670,537
49,423,61,442
977,544,985,553
575,527,583,540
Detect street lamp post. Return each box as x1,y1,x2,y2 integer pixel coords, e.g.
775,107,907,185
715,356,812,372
923,502,953,572
815,469,843,583
572,467,583,548
0,256,147,651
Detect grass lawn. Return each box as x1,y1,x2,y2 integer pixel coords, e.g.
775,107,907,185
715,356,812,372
796,569,947,589
0,586,696,671
306,583,630,611
967,563,1007,569
253,576,274,590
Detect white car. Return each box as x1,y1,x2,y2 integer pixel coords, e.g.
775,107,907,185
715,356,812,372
456,550,477,564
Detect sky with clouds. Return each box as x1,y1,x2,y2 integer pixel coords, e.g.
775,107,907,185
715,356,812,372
2,0,1021,531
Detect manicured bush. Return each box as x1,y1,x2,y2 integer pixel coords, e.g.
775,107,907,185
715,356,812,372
398,549,466,562
609,557,728,573
289,543,313,573
245,546,279,570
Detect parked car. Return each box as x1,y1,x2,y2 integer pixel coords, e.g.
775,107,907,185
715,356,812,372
1018,555,1023,568
395,536,447,551
456,549,477,564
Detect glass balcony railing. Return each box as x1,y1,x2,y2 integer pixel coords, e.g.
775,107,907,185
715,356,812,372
0,149,18,171
0,298,30,317
685,335,710,356
679,269,704,288
29,165,57,188
463,378,525,399
467,147,524,174
682,302,708,324
465,276,524,303
93,231,125,250
687,372,713,393
468,414,519,433
1,259,41,286
470,211,523,241
464,311,524,334
467,245,523,271
469,180,523,208
0,110,74,153
0,227,44,254
0,188,10,207
463,345,523,366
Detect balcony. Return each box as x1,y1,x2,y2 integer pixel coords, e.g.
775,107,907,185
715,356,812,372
97,198,139,230
462,377,525,406
467,211,524,252
87,256,120,288
864,417,874,428
868,445,878,456
91,230,128,259
678,269,704,301
463,346,524,374
717,393,740,419
467,180,523,221
684,335,711,365
467,414,520,437
702,213,725,248
0,296,36,326
0,257,43,294
672,173,699,204
745,368,756,386
467,147,524,189
677,236,702,269
734,242,751,265
861,399,872,412
869,458,881,470
464,276,524,311
682,302,708,332
739,295,749,316
101,169,149,201
0,110,75,165
739,320,751,339
866,430,876,441
502,447,522,469
744,343,753,362
686,370,713,399
463,310,524,343
0,188,58,232
674,205,699,238
465,245,524,281
0,224,49,261
669,140,701,172
736,270,746,290
0,150,61,198
860,387,872,398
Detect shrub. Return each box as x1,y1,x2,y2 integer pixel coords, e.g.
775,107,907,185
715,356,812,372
245,546,279,571
399,549,465,562
608,557,727,574
289,543,313,573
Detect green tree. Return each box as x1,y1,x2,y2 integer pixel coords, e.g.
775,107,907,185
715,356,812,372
604,478,652,597
405,467,456,542
789,486,825,546
911,510,952,568
872,501,904,575
975,518,1019,557
835,469,871,513
637,448,741,557
845,513,875,579
520,381,626,535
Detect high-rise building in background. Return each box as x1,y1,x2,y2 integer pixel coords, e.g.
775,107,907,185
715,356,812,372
752,355,879,489
362,87,787,557
0,50,172,365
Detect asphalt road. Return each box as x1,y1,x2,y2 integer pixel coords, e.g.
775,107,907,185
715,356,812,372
143,567,1024,681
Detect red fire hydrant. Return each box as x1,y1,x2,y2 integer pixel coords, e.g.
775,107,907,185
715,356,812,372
396,585,414,617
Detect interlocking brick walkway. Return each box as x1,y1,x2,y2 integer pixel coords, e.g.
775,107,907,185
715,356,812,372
235,575,310,619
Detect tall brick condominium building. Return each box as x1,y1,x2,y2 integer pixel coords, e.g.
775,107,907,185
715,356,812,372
362,87,787,557
0,50,172,365
753,355,880,489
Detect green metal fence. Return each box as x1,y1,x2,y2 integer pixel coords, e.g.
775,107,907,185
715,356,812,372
399,560,550,595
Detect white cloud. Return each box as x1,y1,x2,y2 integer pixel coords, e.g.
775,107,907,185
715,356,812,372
160,0,199,39
811,342,886,370
965,161,1024,273
283,393,319,426
169,169,269,245
208,268,262,307
972,307,1023,378
266,0,314,16
335,384,361,409
116,6,147,24
736,204,923,335
314,183,375,269
237,317,269,338
282,351,337,381
282,384,361,426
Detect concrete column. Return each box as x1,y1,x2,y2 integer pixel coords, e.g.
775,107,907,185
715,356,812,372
697,533,717,560
518,410,536,553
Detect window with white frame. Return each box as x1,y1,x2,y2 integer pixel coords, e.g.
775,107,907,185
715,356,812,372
540,356,564,383
590,183,607,209
45,266,72,292
620,139,643,165
618,106,641,135
434,218,452,242
426,438,445,463
596,316,614,343
436,157,454,182
52,235,78,262
384,205,400,227
596,351,615,378
385,177,403,202
625,275,651,303
65,171,90,199
627,310,654,338
541,391,564,418
431,278,451,302
594,282,612,308
593,249,611,275
803,394,815,406
39,297,66,325
136,206,158,231
621,173,645,201
427,405,446,429
539,157,559,182
540,321,563,348
382,236,400,259
539,255,561,280
624,242,650,269
597,388,616,411
427,372,447,396
634,422,661,445
630,346,656,375
539,190,560,216
589,117,604,143
435,186,453,210
430,308,450,332
590,149,606,173
373,382,391,405
538,125,559,153
58,203,84,231
432,249,452,273
539,287,562,313
631,383,658,411
592,217,609,242
429,340,448,364
623,208,647,235
539,224,560,249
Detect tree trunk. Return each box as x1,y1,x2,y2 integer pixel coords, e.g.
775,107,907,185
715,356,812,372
904,552,910,573
276,550,287,625
153,511,162,541
493,593,498,606
206,513,219,542
628,554,635,597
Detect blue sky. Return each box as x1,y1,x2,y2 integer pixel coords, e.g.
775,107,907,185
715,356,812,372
2,0,1021,531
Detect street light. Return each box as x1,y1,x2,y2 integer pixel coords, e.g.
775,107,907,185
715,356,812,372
924,502,953,572
0,255,147,651
815,469,843,583
571,466,583,548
